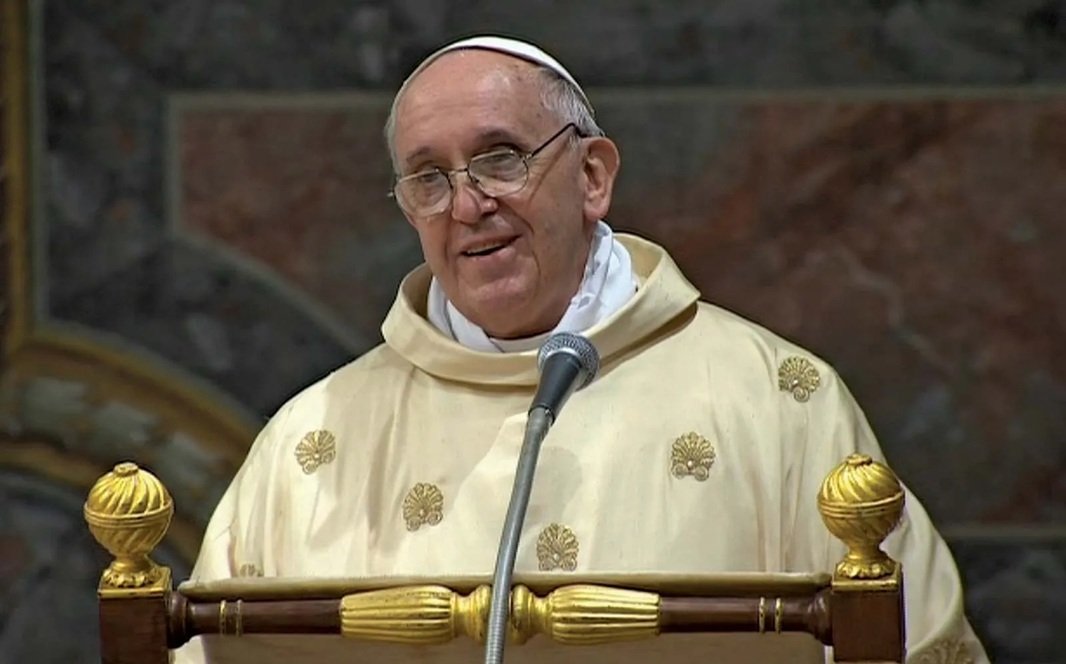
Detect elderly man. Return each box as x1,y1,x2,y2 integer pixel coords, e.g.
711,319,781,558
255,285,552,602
178,37,987,663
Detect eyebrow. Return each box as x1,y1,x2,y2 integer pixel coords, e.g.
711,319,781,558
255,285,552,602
402,127,531,170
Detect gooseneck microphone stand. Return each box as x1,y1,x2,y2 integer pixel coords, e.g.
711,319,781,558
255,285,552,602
482,333,599,664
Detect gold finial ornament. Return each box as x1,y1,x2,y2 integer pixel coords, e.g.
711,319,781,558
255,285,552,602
817,454,905,579
84,462,174,589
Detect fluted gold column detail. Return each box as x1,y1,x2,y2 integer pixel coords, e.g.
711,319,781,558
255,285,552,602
510,584,660,645
340,584,491,644
817,454,905,581
84,462,174,596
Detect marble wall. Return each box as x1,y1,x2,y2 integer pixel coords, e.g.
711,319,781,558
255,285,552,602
3,1,1065,662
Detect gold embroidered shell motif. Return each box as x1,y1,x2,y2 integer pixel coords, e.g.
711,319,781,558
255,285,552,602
403,483,444,531
237,563,263,578
914,639,974,664
778,356,821,402
537,524,579,571
671,432,716,481
294,430,337,474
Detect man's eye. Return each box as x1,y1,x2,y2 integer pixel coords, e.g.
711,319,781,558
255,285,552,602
403,170,447,190
479,151,517,165
474,152,524,177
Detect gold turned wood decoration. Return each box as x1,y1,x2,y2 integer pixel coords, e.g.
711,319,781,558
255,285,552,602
403,483,444,531
339,584,660,646
219,598,246,637
510,584,659,645
670,431,716,480
294,430,337,474
817,453,905,580
340,584,491,644
756,596,785,634
537,523,579,571
778,356,821,402
83,462,174,591
914,638,975,664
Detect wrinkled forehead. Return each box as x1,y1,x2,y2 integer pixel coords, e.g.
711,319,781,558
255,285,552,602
395,48,545,117
392,51,552,158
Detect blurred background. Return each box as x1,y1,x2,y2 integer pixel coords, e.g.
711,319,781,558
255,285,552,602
2,0,1065,662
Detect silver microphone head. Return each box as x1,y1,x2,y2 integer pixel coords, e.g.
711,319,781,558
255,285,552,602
537,332,600,390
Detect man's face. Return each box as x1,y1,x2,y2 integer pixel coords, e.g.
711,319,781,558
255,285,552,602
392,50,614,339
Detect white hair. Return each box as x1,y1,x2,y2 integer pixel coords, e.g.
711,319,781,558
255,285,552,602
384,61,603,172
536,68,604,139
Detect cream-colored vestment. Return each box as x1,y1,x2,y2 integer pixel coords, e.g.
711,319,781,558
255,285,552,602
176,235,986,663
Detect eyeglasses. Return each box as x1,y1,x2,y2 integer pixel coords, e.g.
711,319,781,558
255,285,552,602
390,123,581,218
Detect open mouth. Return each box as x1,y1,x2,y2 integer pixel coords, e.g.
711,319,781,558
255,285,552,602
461,237,516,258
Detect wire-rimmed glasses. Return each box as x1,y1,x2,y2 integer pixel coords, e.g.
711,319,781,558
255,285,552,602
390,123,581,218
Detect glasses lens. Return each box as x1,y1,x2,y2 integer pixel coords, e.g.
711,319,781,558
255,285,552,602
469,151,528,197
396,171,450,215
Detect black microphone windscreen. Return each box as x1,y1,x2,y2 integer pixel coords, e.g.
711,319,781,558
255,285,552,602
536,332,599,390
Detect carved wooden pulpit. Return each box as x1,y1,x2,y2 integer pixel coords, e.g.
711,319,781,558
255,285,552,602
85,454,907,663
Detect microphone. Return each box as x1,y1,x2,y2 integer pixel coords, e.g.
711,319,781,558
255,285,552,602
484,333,600,664
530,332,601,420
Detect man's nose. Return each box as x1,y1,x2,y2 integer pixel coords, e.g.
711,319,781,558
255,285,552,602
449,172,497,224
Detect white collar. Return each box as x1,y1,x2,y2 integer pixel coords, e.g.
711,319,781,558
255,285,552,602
427,221,637,352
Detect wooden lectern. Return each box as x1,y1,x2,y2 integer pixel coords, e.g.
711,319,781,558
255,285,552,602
85,454,907,663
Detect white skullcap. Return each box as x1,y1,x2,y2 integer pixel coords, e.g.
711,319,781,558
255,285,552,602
396,35,594,113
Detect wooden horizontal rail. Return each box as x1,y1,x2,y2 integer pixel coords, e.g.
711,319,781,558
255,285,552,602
164,587,837,648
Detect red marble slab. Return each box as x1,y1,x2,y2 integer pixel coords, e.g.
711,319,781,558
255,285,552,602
178,105,408,344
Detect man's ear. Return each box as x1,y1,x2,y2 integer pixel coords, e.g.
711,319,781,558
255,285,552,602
582,136,621,222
